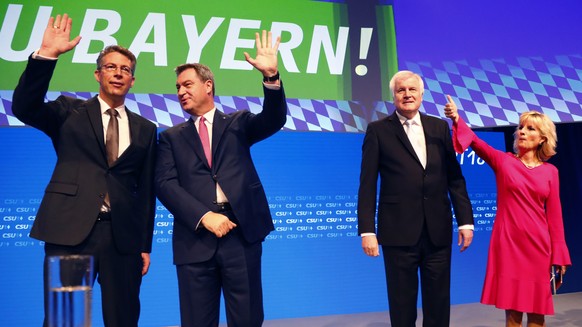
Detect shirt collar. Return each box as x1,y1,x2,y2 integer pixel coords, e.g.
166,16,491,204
97,96,127,119
395,110,421,126
193,107,217,125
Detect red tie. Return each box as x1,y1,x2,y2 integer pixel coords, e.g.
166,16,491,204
199,116,211,167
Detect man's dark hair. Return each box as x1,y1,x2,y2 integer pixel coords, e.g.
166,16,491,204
175,63,215,96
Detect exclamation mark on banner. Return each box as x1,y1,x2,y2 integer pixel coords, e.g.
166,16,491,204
355,27,373,76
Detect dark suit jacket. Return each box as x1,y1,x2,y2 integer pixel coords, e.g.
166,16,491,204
155,85,287,265
357,112,473,247
12,56,157,254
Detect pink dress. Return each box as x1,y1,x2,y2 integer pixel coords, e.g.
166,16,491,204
453,118,571,315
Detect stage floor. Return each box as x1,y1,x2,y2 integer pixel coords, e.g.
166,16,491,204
249,292,582,327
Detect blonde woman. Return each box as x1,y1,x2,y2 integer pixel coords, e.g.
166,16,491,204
444,96,571,327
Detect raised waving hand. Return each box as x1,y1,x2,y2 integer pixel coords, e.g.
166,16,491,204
39,14,82,58
244,30,280,79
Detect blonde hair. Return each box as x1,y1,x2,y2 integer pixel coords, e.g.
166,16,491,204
513,111,557,161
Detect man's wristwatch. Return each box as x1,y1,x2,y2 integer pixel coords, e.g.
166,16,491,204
263,71,279,82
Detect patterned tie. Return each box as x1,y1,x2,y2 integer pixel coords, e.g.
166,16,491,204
198,116,212,167
104,108,119,210
105,108,119,166
404,120,426,168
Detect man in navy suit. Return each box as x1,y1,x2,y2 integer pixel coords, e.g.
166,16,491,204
12,14,156,326
155,30,287,327
357,71,474,327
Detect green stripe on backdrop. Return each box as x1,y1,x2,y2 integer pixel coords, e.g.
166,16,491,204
1,0,397,101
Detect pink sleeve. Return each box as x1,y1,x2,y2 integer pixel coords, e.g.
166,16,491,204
452,117,477,154
452,116,505,170
547,166,572,265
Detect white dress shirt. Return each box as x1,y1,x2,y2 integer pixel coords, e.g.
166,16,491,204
98,96,130,156
361,111,473,237
396,111,426,168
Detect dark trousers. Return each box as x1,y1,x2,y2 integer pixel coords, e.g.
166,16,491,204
43,220,143,327
382,229,452,327
177,218,264,327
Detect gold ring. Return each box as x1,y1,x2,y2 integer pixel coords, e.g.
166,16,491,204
53,25,59,29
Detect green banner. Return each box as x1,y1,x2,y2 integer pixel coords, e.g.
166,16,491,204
1,0,397,100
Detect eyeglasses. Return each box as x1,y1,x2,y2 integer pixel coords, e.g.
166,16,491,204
101,63,133,76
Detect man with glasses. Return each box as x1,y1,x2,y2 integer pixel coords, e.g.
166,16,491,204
12,13,156,326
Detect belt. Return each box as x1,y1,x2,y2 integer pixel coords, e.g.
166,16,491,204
97,211,112,221
214,202,232,213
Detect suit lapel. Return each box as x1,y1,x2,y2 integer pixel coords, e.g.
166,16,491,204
114,108,142,164
180,118,211,169
86,97,108,164
88,98,149,167
388,112,419,163
419,114,434,165
212,110,229,156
